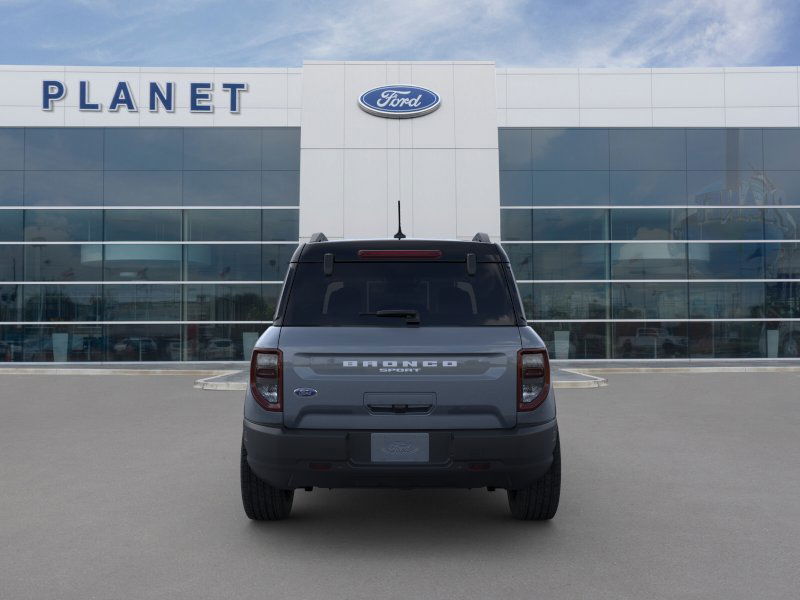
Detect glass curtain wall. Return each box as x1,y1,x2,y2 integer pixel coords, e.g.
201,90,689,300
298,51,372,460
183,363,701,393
500,127,800,359
0,127,299,362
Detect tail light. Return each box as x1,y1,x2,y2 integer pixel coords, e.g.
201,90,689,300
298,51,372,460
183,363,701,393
250,349,282,411
517,348,550,411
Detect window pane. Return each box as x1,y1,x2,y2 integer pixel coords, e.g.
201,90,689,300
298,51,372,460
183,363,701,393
0,209,22,241
262,170,299,206
103,245,181,281
185,324,264,361
689,282,765,318
611,171,687,205
184,209,260,241
0,171,23,206
262,209,299,241
0,325,23,361
22,285,101,321
502,209,608,242
689,242,765,279
183,128,261,170
262,244,296,281
183,171,260,206
613,322,688,359
610,129,685,170
104,128,182,170
772,323,800,357
688,170,770,205
24,209,102,241
764,129,800,170
765,170,800,204
22,324,104,362
0,246,22,280
534,243,608,280
766,282,800,317
25,171,103,206
689,321,765,358
104,209,181,241
262,128,300,170
611,243,687,279
103,285,181,320
104,171,182,206
0,285,20,321
533,171,610,206
106,324,181,361
765,242,800,278
504,244,533,280
185,284,276,321
24,244,102,281
0,129,24,170
523,282,607,319
533,129,609,170
499,129,532,170
499,172,532,206
763,208,800,239
686,129,763,171
687,207,764,240
533,322,608,359
186,245,262,281
25,128,103,170
611,208,687,240
611,282,688,319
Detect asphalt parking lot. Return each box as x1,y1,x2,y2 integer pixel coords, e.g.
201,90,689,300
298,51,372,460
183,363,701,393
1,372,799,599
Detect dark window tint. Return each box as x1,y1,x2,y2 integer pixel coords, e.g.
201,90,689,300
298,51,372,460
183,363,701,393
103,285,181,320
184,323,264,361
533,243,608,280
184,209,260,241
24,209,102,241
533,129,609,170
0,246,23,281
104,171,182,206
24,244,102,281
185,284,274,321
22,285,101,321
611,243,687,279
688,170,771,205
611,208,687,240
183,128,260,170
687,208,764,240
21,325,104,362
104,210,181,241
610,129,685,170
611,282,688,320
612,322,689,359
766,282,800,317
25,171,103,206
183,171,260,205
689,243,765,279
499,172,533,206
262,170,299,206
0,285,20,321
0,210,23,241
283,262,517,327
103,245,181,281
611,171,686,205
262,128,300,170
263,209,299,241
533,322,607,359
262,244,295,281
689,322,765,358
0,129,24,170
763,129,800,170
765,170,800,204
765,242,800,278
185,244,262,281
533,171,609,206
686,129,763,171
522,282,607,320
0,171,23,205
106,324,182,362
502,208,607,241
104,128,182,170
499,129,532,170
689,282,765,319
25,128,103,170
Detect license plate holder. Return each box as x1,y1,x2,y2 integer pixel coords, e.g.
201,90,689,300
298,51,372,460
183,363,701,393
370,433,430,463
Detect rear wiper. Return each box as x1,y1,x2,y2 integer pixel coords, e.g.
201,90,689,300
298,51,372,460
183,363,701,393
360,309,420,325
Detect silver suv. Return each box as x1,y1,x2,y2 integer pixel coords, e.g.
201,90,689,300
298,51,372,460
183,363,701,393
241,234,560,520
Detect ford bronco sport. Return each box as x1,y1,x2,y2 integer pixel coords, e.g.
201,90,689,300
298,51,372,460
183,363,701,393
241,233,560,521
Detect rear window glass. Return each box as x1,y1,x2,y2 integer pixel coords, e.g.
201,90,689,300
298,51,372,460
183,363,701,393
282,262,517,326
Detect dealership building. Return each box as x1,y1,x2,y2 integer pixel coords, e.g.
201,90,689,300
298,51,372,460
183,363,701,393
0,61,799,362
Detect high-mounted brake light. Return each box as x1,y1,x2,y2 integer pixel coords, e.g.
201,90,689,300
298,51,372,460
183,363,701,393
357,249,442,259
250,349,282,411
517,348,550,411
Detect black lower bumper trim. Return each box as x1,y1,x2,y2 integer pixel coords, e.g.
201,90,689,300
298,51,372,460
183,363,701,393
243,419,558,489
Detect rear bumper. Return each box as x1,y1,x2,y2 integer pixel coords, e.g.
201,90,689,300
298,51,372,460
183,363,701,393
242,419,558,490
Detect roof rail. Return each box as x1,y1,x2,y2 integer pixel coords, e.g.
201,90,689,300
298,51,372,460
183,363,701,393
308,232,328,243
472,232,491,243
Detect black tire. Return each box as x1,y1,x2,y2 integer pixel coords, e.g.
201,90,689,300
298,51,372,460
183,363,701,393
240,441,294,521
507,436,561,521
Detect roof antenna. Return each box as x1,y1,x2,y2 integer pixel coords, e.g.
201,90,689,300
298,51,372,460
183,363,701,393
393,200,406,240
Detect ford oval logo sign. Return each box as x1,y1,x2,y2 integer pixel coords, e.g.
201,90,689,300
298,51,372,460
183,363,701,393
358,85,440,118
293,388,318,397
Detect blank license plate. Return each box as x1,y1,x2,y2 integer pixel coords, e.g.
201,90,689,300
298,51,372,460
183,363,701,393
370,433,430,463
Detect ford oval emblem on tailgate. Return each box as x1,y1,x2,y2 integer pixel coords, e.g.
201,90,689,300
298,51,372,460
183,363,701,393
293,388,318,397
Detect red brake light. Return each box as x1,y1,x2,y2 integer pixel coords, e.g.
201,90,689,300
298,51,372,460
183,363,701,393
517,348,550,411
250,349,282,411
357,249,442,259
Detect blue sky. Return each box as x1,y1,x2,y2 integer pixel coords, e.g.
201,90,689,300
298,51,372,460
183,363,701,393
1,0,799,68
